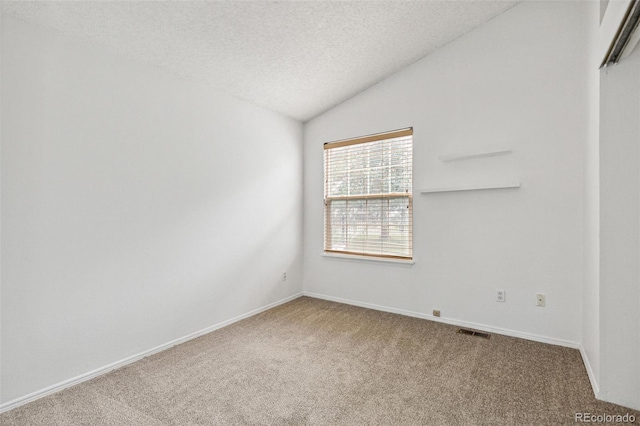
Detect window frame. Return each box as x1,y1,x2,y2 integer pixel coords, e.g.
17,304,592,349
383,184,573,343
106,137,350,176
323,128,413,261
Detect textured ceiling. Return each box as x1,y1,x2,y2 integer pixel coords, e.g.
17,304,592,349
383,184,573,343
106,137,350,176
1,1,518,122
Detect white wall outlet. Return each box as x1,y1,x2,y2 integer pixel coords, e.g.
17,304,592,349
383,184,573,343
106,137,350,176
282,272,287,281
536,293,546,307
496,289,506,302
433,309,441,317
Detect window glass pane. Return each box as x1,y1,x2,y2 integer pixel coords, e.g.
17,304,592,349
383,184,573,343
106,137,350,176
369,168,385,194
349,169,367,196
328,170,348,196
328,200,347,250
390,166,407,192
324,130,412,259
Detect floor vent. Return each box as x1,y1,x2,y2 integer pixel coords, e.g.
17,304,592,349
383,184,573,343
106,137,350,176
457,328,490,339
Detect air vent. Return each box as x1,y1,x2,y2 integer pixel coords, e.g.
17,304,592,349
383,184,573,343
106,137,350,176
457,328,490,339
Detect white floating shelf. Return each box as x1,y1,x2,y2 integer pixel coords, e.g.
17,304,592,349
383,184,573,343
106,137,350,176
439,149,512,162
419,182,521,194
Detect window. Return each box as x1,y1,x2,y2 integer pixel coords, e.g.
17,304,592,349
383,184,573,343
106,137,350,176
324,128,413,260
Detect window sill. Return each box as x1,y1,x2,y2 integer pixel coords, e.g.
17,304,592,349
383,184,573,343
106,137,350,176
322,252,415,266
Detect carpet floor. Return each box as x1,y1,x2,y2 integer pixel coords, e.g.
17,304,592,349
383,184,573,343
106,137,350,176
1,296,638,425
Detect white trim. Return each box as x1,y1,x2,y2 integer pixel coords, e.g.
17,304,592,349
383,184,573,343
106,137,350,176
0,292,303,414
303,292,580,349
419,182,521,194
579,345,601,398
322,252,414,266
439,149,512,163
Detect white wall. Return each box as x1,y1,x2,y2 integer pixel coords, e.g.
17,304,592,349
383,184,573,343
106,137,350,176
0,16,303,405
304,1,587,345
598,41,640,410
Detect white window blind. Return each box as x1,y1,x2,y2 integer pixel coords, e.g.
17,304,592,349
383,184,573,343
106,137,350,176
324,128,413,260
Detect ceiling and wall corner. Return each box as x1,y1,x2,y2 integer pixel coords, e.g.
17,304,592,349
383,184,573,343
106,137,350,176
0,0,518,122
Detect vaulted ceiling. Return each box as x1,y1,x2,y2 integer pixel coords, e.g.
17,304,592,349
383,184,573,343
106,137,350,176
1,1,518,121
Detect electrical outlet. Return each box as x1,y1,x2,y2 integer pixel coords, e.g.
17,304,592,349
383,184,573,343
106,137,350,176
433,309,441,317
496,289,506,302
536,293,546,307
282,272,287,281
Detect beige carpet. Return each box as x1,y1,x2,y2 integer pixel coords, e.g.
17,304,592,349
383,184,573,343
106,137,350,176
1,296,638,425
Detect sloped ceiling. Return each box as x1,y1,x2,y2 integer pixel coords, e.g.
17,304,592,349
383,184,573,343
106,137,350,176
1,1,518,121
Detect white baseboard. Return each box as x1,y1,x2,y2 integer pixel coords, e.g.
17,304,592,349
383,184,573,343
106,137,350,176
0,292,303,414
303,291,581,349
579,345,601,398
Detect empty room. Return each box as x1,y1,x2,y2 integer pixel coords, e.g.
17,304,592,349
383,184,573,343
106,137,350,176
1,0,639,424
